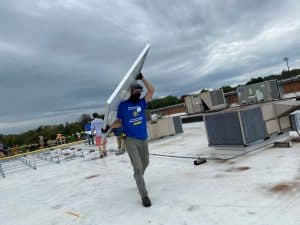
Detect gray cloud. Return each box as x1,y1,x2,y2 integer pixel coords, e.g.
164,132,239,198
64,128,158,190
1,0,300,134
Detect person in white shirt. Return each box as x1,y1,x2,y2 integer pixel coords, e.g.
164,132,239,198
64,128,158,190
91,113,107,158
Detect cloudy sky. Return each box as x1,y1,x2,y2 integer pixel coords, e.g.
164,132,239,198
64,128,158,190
1,0,300,134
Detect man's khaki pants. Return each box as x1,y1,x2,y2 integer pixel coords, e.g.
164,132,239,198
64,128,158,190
124,137,149,198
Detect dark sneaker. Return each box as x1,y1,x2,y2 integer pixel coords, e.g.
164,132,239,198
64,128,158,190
142,196,151,207
115,150,125,155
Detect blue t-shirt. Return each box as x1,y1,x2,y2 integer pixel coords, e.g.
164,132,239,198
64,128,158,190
84,123,92,131
117,98,147,140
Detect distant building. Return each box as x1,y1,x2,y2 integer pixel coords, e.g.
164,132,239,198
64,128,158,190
146,103,186,120
278,76,300,96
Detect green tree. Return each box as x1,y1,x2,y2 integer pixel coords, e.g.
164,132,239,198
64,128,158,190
147,95,182,110
221,86,236,93
246,77,264,85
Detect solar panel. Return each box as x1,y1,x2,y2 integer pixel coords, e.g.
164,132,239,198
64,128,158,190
103,43,150,126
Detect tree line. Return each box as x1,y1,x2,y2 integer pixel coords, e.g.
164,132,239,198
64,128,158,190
0,114,92,149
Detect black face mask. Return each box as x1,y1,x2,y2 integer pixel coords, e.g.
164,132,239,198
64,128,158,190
129,93,141,103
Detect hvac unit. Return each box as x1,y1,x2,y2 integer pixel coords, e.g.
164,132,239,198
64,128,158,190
147,117,179,140
204,106,267,146
279,116,291,130
237,80,280,105
172,116,183,134
184,95,203,114
200,89,226,111
290,110,300,132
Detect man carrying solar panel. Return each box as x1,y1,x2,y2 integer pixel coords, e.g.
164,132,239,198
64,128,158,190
102,73,154,207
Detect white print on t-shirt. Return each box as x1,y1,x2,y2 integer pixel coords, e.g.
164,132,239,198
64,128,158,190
127,106,143,126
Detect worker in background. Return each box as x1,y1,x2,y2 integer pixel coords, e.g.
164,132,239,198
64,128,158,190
84,121,94,145
111,127,126,155
91,113,107,158
0,141,8,157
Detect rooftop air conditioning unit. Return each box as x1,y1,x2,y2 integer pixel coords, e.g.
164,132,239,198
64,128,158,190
204,106,267,146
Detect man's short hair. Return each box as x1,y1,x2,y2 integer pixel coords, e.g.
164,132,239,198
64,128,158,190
93,113,98,118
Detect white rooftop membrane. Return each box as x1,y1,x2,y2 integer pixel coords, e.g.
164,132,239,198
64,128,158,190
1,122,300,225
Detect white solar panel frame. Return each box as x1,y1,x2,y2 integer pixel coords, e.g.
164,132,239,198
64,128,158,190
103,43,150,127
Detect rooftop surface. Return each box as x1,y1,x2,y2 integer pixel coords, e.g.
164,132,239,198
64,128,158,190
1,122,300,225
